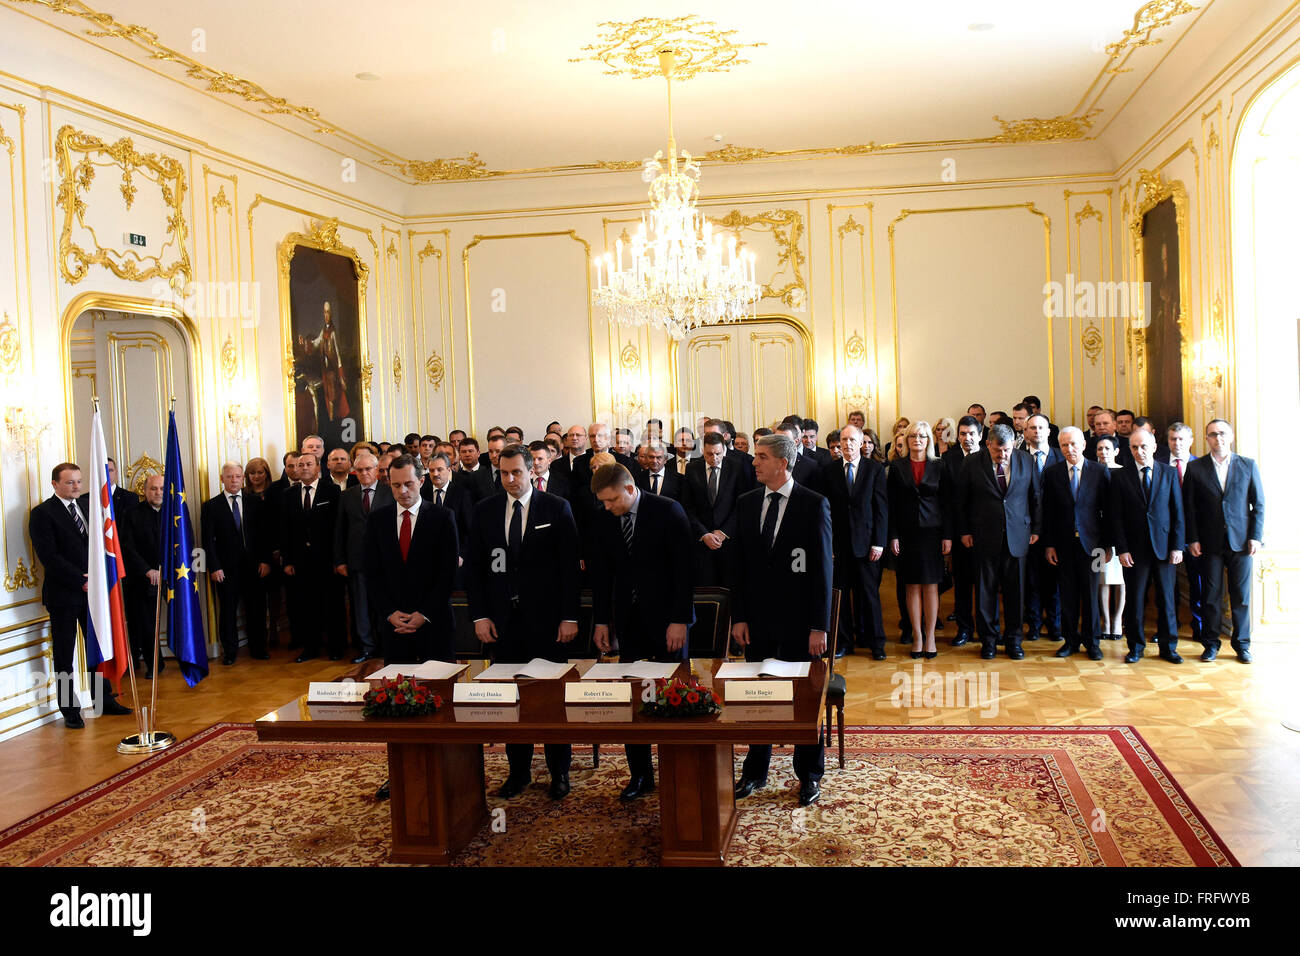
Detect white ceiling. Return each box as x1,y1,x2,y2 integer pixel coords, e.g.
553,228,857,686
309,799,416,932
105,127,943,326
5,0,1262,177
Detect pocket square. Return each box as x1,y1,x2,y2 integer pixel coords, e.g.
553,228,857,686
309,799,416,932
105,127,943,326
534,523,551,529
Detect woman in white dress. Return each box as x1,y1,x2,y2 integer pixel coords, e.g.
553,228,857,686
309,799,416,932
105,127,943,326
1094,435,1126,639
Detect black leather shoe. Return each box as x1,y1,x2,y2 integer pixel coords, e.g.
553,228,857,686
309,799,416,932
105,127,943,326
548,775,571,800
834,644,848,659
1007,645,1025,661
222,654,236,666
924,651,937,660
375,779,390,800
910,650,923,659
871,649,887,661
951,631,971,647
734,775,767,798
1086,644,1104,661
798,779,821,807
351,654,371,664
1237,649,1252,664
64,712,85,729
1025,632,1040,642
1055,644,1075,658
1048,632,1064,642
143,665,154,679
1199,645,1218,662
1124,648,1143,663
979,645,996,660
101,697,132,715
620,776,655,801
1159,651,1184,664
294,653,317,663
496,776,530,799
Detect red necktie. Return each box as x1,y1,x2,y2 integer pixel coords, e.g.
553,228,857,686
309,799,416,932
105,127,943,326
362,487,372,514
1176,459,1184,486
399,510,412,561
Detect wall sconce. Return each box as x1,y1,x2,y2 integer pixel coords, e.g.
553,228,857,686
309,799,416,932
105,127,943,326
1189,337,1226,410
2,376,51,461
840,333,873,418
224,379,260,450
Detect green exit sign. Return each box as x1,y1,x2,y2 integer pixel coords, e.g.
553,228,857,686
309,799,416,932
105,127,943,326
128,233,146,247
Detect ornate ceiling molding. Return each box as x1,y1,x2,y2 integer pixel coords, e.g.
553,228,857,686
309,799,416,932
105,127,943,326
569,16,765,80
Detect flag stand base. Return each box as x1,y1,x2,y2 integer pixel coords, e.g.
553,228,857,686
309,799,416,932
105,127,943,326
117,730,176,755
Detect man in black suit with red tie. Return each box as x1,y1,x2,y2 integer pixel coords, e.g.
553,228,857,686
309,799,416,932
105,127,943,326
635,441,683,501
820,424,888,660
29,463,131,727
731,433,833,807
468,444,582,800
589,462,695,801
680,431,751,586
202,462,272,664
527,441,569,499
1043,427,1110,660
942,416,983,647
1109,429,1185,664
282,451,345,661
1183,420,1264,663
364,455,459,665
956,424,1040,660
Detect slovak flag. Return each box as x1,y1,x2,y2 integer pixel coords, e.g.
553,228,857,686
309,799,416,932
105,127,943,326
85,405,130,694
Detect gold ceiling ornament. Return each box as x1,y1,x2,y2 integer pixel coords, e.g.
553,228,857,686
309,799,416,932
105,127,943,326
0,313,19,374
212,185,232,213
1081,322,1104,366
708,209,807,309
220,334,238,382
379,155,496,183
392,352,403,389
704,145,772,163
1103,0,1199,61
359,356,373,401
124,452,164,500
595,159,643,172
619,342,641,373
425,350,445,391
992,109,1101,143
1074,200,1103,224
54,124,192,289
3,556,39,593
570,16,764,80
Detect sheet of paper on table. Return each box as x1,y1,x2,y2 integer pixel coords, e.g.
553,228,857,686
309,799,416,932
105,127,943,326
366,661,468,681
474,658,575,680
715,659,810,679
580,660,681,681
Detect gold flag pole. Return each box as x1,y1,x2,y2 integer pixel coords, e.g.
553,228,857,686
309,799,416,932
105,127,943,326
119,396,177,754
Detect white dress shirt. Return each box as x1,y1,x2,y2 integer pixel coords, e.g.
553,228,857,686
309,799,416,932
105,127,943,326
1212,452,1232,490
504,485,533,541
395,495,421,535
647,469,667,494
758,476,796,539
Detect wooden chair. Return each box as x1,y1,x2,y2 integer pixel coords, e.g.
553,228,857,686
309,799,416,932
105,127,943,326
687,586,732,659
822,588,847,768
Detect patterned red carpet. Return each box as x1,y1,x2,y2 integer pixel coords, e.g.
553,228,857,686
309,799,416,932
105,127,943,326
0,723,1235,866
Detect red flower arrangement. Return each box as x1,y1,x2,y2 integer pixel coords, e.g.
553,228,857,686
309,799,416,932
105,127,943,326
641,676,721,718
362,676,442,718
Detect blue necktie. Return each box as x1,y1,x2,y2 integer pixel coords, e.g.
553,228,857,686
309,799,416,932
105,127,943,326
1070,466,1079,499
846,461,855,491
1142,467,1151,499
230,495,243,543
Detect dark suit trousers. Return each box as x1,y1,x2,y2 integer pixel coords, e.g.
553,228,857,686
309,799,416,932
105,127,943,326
496,607,572,780
618,606,685,780
381,619,454,665
691,539,735,588
1198,548,1253,652
1181,555,1204,643
1121,550,1178,653
739,636,824,785
49,600,108,715
1023,538,1061,636
836,553,884,652
291,564,344,657
1057,543,1101,650
951,542,976,634
213,564,268,657
126,576,157,662
975,545,1024,648
347,570,377,657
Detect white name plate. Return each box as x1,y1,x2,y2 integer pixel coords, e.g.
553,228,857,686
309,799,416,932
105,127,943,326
453,705,520,723
564,682,633,704
307,681,368,703
565,705,634,723
453,682,519,705
724,680,794,703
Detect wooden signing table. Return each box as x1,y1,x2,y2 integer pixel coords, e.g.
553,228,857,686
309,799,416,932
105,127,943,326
255,659,828,866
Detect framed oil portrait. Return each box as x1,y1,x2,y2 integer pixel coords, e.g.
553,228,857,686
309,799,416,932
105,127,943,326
277,219,370,454
1132,172,1191,436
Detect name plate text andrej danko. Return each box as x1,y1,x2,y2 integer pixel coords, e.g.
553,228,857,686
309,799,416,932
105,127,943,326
452,682,519,705
564,681,634,704
724,680,794,703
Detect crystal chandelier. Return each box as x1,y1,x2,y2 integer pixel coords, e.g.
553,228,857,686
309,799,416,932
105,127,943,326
593,50,760,339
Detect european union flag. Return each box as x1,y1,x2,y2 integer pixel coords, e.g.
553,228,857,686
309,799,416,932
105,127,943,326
160,410,208,686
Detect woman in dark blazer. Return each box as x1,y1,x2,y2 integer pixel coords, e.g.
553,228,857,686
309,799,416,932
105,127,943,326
888,421,951,658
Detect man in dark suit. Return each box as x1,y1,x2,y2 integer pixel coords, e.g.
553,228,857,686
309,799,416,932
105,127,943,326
570,423,639,494
820,424,887,659
955,424,1040,660
1021,396,1059,448
731,433,833,807
29,463,131,727
551,424,587,482
77,457,137,528
1109,429,1185,664
473,434,507,498
702,418,756,485
334,450,392,663
527,441,569,499
680,431,751,586
122,473,166,676
636,441,683,501
1184,420,1264,664
202,462,272,665
364,454,459,665
1161,422,1202,643
777,421,821,490
266,451,299,648
942,416,982,647
468,444,582,800
1022,414,1064,641
1043,427,1110,660
589,462,695,801
422,453,474,585
1085,410,1133,465
282,451,345,661
801,418,833,467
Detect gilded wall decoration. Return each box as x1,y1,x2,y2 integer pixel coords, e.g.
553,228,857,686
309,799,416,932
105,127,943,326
425,351,445,391
619,342,641,373
1074,201,1103,225
220,335,238,382
380,155,496,182
1081,323,1104,366
124,452,164,499
392,352,403,389
211,185,231,213
0,314,19,374
1104,0,1199,60
3,557,39,592
53,124,191,288
570,16,764,80
708,209,806,308
844,332,867,367
993,110,1101,143
359,358,373,402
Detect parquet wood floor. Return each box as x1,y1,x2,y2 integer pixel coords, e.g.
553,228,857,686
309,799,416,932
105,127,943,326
1,583,1296,865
